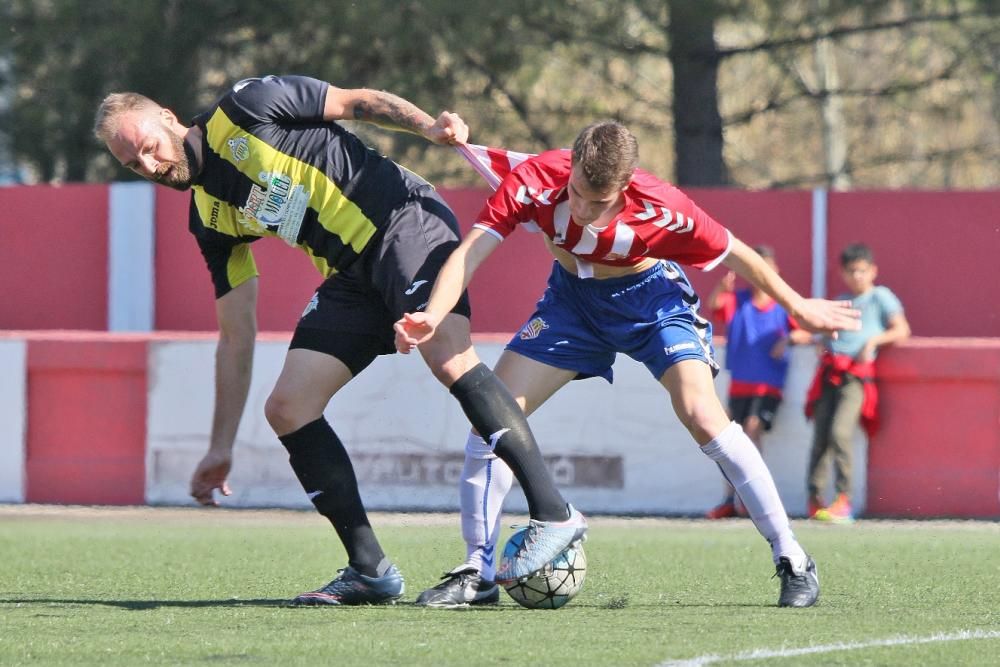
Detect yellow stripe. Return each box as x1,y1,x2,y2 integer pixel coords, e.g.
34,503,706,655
204,108,377,260
227,243,259,289
192,189,259,290
193,188,253,239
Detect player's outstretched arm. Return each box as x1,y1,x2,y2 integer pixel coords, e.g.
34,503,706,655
394,228,500,353
190,278,259,506
723,238,860,337
323,86,468,145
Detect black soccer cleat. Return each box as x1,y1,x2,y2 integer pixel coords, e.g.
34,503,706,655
775,554,820,607
291,565,404,606
415,565,500,608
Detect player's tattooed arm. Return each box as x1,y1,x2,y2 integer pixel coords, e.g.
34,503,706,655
352,92,435,135
324,85,468,145
324,86,432,134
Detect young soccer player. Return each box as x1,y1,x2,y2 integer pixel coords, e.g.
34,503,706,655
396,122,860,607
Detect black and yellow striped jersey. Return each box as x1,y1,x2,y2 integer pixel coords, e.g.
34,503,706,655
188,75,431,297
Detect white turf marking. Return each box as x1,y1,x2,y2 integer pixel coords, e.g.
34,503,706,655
658,629,1000,666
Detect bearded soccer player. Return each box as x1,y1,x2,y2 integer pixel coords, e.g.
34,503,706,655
396,121,860,608
93,75,585,605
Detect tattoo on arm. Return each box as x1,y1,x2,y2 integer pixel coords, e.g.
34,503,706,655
353,92,432,135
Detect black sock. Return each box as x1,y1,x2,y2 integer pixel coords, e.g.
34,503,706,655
449,363,568,521
279,417,386,577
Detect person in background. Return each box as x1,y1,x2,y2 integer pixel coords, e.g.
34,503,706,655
806,243,910,523
705,246,813,519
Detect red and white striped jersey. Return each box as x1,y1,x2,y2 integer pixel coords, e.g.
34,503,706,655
458,145,731,271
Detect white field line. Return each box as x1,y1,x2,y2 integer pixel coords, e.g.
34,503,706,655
657,629,1000,666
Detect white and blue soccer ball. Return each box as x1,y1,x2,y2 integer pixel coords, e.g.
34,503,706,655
501,529,587,609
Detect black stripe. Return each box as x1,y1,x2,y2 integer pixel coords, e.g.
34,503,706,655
219,95,421,227
197,146,257,234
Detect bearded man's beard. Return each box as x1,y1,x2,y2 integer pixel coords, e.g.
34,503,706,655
152,130,196,191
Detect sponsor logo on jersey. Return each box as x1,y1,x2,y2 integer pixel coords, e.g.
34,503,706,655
238,171,310,246
519,317,550,340
227,136,250,163
208,200,221,229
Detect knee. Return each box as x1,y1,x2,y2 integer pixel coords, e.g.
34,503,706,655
830,419,858,447
676,398,730,445
265,390,309,436
428,357,467,386
422,345,480,387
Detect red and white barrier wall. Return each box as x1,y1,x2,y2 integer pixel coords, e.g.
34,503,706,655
1,182,998,515
2,183,999,336
2,332,998,518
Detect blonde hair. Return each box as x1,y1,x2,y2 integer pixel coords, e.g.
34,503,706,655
93,92,160,143
571,121,639,191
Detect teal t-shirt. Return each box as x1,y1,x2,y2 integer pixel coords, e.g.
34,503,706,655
826,285,903,359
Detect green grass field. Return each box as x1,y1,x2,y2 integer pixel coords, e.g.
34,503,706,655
2,506,999,666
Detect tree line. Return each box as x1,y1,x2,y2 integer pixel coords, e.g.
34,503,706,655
1,0,997,189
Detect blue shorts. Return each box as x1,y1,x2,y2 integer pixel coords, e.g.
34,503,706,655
506,261,718,383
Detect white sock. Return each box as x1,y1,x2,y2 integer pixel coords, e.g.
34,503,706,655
701,422,807,567
460,432,514,582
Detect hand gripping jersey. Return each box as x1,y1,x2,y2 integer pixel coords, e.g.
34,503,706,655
468,148,732,276
188,75,431,297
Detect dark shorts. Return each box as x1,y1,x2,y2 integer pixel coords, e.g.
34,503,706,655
290,187,471,375
728,394,782,431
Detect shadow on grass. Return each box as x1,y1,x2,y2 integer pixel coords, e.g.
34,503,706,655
0,598,288,610
1,598,761,612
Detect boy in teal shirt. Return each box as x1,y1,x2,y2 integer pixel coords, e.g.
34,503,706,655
806,243,910,522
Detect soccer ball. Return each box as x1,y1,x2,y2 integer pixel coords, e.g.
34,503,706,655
500,529,587,609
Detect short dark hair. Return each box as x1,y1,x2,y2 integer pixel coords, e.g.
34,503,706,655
571,121,638,191
840,243,874,266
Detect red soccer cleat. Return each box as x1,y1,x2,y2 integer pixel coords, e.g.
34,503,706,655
706,500,737,519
